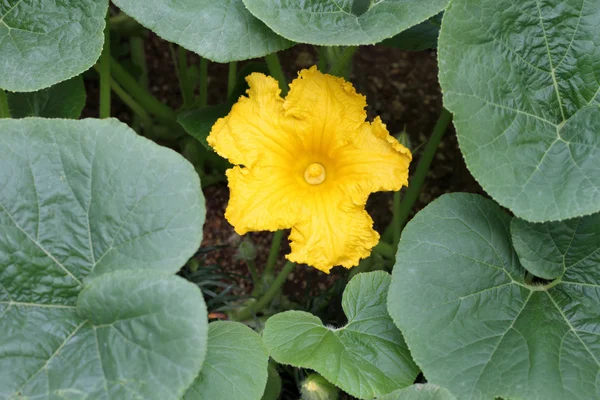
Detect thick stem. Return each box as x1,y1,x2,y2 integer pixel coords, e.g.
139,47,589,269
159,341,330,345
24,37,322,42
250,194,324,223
392,191,402,245
246,259,259,285
231,261,296,321
199,58,209,107
265,53,288,95
395,108,452,229
227,61,237,98
372,241,396,260
263,230,284,278
329,46,358,78
176,46,194,108
110,57,176,122
99,13,111,118
111,80,153,129
130,36,149,131
0,89,10,118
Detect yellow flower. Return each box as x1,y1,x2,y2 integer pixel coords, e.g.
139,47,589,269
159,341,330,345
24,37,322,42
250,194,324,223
208,66,412,273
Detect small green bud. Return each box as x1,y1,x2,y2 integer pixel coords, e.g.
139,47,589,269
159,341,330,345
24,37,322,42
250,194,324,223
395,126,412,150
235,237,257,262
300,373,339,400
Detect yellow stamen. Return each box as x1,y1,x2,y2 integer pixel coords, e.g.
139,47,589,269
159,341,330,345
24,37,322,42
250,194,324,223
304,163,326,185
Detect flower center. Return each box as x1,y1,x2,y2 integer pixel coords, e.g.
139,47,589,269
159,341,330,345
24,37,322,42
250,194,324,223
304,163,326,185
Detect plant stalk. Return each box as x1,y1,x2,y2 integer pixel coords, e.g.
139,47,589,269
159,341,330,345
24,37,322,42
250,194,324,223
372,241,396,260
99,12,111,118
263,230,284,278
392,191,402,246
0,89,10,118
227,61,237,98
176,46,194,108
265,53,288,95
199,58,209,107
246,259,260,285
232,261,296,321
110,57,176,122
395,108,452,229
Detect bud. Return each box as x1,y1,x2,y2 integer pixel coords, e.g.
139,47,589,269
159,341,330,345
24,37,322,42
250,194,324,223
300,373,339,400
235,237,257,262
395,126,412,150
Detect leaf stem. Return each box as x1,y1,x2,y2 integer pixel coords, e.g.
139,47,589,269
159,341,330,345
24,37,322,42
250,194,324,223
329,46,358,78
199,57,209,107
110,57,176,122
231,261,296,321
246,259,259,285
0,89,10,118
99,12,111,118
175,46,194,108
263,230,284,279
265,53,288,95
227,61,237,98
372,241,396,259
395,108,452,229
392,191,402,245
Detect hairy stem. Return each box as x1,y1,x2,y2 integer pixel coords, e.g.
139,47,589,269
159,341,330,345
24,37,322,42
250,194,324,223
176,46,194,108
265,53,288,95
329,46,358,78
232,261,296,321
263,230,284,279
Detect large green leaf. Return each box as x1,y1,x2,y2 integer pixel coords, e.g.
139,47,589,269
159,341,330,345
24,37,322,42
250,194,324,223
0,118,207,399
0,0,108,92
438,0,600,222
263,272,419,400
378,384,457,400
7,76,86,119
242,0,450,46
388,193,600,400
184,321,269,400
111,0,293,62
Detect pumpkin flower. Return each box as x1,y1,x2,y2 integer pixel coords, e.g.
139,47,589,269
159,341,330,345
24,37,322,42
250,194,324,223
208,66,412,273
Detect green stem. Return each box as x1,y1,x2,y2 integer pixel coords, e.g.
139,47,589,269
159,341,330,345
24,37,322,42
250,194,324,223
265,53,288,95
395,108,452,229
110,57,176,122
329,46,358,78
130,36,149,132
232,261,296,321
199,58,208,107
0,89,10,118
263,230,284,278
227,61,237,98
246,259,259,285
176,46,194,108
392,191,402,245
111,80,153,129
372,241,396,260
99,12,111,118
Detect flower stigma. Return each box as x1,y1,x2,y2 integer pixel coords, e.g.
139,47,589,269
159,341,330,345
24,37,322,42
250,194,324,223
304,162,326,185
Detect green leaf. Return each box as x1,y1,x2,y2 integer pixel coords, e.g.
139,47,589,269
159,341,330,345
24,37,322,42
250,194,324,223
261,362,282,400
242,0,450,46
511,212,600,280
111,0,293,62
178,104,231,150
0,118,207,398
380,14,442,51
378,384,457,400
388,193,600,400
263,271,419,400
184,321,269,400
7,76,86,119
438,0,600,222
0,0,108,92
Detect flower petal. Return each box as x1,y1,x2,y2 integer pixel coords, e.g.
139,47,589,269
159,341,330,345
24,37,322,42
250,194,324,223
286,189,379,273
334,117,412,204
208,73,300,167
284,66,367,153
225,165,301,235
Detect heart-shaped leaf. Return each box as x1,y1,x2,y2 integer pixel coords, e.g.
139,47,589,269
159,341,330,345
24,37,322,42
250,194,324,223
388,193,600,400
0,118,207,399
0,0,108,92
242,0,450,46
378,384,457,400
184,321,269,400
111,0,293,62
7,76,85,119
438,0,600,222
263,271,419,400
